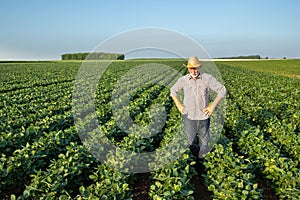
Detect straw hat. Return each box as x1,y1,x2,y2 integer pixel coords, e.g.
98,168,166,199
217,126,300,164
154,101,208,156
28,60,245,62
183,56,202,68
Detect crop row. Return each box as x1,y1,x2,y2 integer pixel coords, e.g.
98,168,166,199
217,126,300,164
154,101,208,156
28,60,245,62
0,62,79,93
218,64,300,199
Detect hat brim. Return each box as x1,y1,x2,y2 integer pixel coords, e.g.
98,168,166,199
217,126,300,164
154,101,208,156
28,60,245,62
183,63,202,68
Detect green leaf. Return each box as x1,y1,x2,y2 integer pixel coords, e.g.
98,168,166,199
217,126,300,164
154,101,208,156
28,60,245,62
238,182,243,189
79,186,89,197
89,174,97,180
155,181,163,188
208,184,215,191
46,176,52,182
59,195,68,200
253,183,258,190
163,191,171,196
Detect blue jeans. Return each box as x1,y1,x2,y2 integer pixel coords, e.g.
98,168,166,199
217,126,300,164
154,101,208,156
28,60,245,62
184,116,210,158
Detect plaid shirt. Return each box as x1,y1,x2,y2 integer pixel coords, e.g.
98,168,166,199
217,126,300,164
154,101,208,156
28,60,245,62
170,73,226,120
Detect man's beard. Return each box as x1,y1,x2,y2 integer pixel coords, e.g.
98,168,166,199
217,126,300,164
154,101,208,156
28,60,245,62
190,73,199,78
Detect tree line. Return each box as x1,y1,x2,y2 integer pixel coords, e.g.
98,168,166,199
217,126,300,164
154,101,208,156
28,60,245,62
61,52,125,60
217,55,261,59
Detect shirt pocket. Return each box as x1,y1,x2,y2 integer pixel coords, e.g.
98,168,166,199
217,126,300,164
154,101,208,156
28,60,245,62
184,85,193,90
184,85,193,94
198,85,208,96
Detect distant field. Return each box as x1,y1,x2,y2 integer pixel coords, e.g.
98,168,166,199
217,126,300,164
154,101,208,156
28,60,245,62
216,59,300,78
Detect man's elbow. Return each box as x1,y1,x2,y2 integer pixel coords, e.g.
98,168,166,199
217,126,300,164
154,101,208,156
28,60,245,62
219,86,227,98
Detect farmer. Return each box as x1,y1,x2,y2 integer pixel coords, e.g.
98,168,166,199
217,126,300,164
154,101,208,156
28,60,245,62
170,56,226,159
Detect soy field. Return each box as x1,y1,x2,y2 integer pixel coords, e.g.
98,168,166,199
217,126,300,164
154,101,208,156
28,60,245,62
0,59,299,199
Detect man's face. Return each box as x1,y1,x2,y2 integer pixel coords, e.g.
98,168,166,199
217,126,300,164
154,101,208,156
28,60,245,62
188,67,200,78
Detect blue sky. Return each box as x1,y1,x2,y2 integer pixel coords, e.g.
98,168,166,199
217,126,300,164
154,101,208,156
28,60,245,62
1,0,299,60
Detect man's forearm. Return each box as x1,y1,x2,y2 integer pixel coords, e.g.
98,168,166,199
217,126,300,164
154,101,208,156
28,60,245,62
171,95,182,107
211,95,223,109
203,95,223,116
171,95,186,115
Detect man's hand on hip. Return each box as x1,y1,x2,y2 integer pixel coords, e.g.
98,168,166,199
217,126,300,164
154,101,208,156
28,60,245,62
177,103,187,115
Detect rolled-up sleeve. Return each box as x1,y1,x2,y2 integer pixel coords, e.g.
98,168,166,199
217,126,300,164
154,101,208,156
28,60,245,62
206,75,227,98
170,78,183,97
